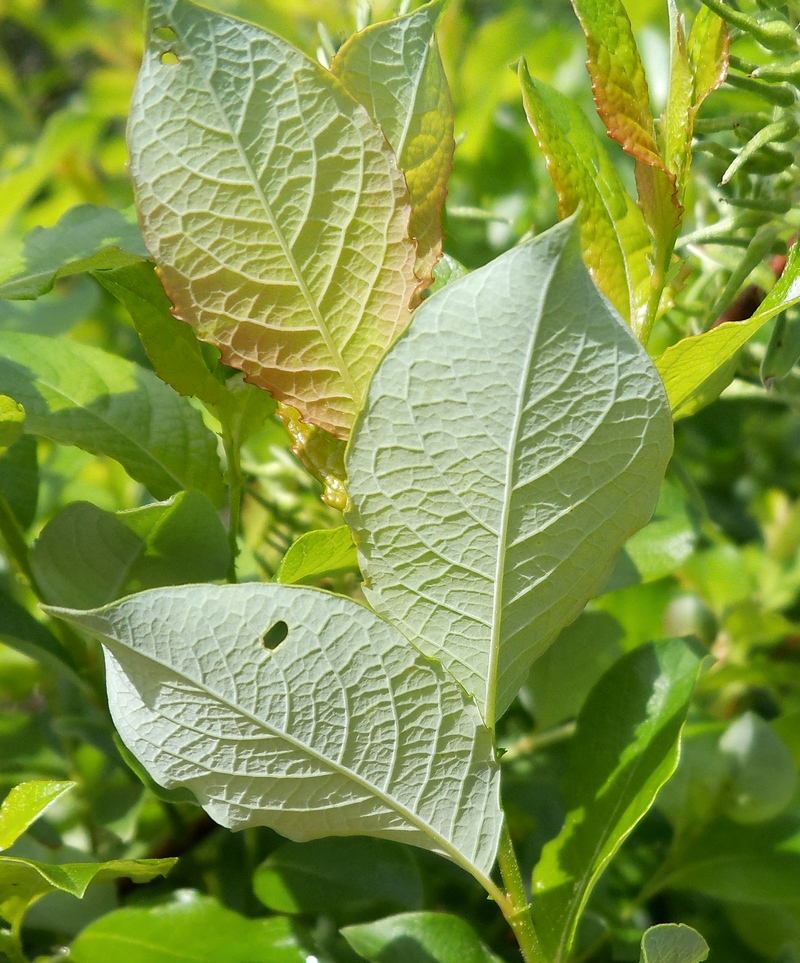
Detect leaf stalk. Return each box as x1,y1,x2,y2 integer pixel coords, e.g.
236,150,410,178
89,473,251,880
496,823,548,963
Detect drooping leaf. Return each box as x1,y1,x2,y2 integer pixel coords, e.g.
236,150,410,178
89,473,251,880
31,492,230,610
0,397,24,449
657,241,800,417
531,638,706,962
254,837,422,915
332,0,454,288
0,332,224,504
519,64,651,333
0,855,175,935
0,436,38,530
0,780,75,851
0,205,148,300
53,584,502,891
70,892,307,963
640,924,709,963
345,218,673,727
274,526,357,585
129,0,418,439
342,912,503,963
93,262,228,408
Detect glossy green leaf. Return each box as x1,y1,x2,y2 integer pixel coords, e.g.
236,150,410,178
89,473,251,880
640,924,709,963
274,526,357,585
332,0,453,287
31,492,230,609
0,205,148,300
657,241,800,417
531,638,706,962
129,0,418,439
345,218,673,727
0,780,75,851
0,855,174,934
70,891,307,963
0,436,37,530
53,584,502,891
254,837,422,914
0,332,224,504
342,912,503,963
519,64,651,333
654,815,800,904
0,396,24,449
94,262,228,408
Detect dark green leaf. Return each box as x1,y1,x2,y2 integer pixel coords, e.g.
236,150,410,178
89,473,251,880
0,588,80,679
0,435,38,530
342,912,502,963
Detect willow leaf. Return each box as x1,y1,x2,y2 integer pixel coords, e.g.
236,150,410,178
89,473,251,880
332,0,454,288
54,585,503,890
129,0,417,439
345,219,673,727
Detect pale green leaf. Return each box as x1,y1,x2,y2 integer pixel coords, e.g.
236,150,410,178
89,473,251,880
129,0,417,439
70,892,307,963
274,526,357,585
93,262,228,407
519,64,651,332
254,837,422,914
531,638,706,962
31,492,230,609
429,254,469,296
0,206,148,301
0,781,75,852
0,332,224,504
53,584,502,890
0,396,24,449
342,912,503,963
345,218,673,727
687,7,729,108
640,924,709,963
657,241,800,417
332,0,453,286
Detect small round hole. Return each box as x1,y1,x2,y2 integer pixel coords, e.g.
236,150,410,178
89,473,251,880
154,25,178,42
261,621,289,650
160,50,180,66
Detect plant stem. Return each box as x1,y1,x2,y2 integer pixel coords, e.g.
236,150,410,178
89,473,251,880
222,424,243,583
0,488,42,597
501,721,576,763
496,823,548,963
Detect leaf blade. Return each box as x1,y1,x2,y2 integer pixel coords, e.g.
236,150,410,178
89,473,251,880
0,780,75,852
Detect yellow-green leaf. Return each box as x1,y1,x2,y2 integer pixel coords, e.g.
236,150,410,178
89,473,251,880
0,396,24,449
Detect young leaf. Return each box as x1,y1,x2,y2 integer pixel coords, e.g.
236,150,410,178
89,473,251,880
31,492,230,610
519,64,651,333
0,780,75,851
93,262,229,407
70,892,308,963
657,241,800,417
129,0,418,439
276,406,348,510
342,912,503,963
274,526,358,586
53,584,503,892
531,638,706,962
345,218,673,727
640,924,709,963
660,2,694,204
331,0,454,288
0,332,224,504
254,837,422,915
0,205,148,301
687,7,729,113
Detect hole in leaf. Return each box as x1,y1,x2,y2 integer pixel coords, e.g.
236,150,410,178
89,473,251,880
154,25,178,42
160,50,180,65
261,621,289,650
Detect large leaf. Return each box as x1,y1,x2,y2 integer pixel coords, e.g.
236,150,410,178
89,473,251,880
531,638,706,962
657,241,800,417
129,0,418,439
331,0,453,287
0,332,224,504
70,892,307,963
519,64,651,333
0,205,148,300
345,218,673,727
31,492,230,609
54,584,503,891
342,912,503,963
0,780,75,851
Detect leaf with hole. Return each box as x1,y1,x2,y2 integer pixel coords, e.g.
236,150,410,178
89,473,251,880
129,0,418,438
345,217,673,727
53,584,502,891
